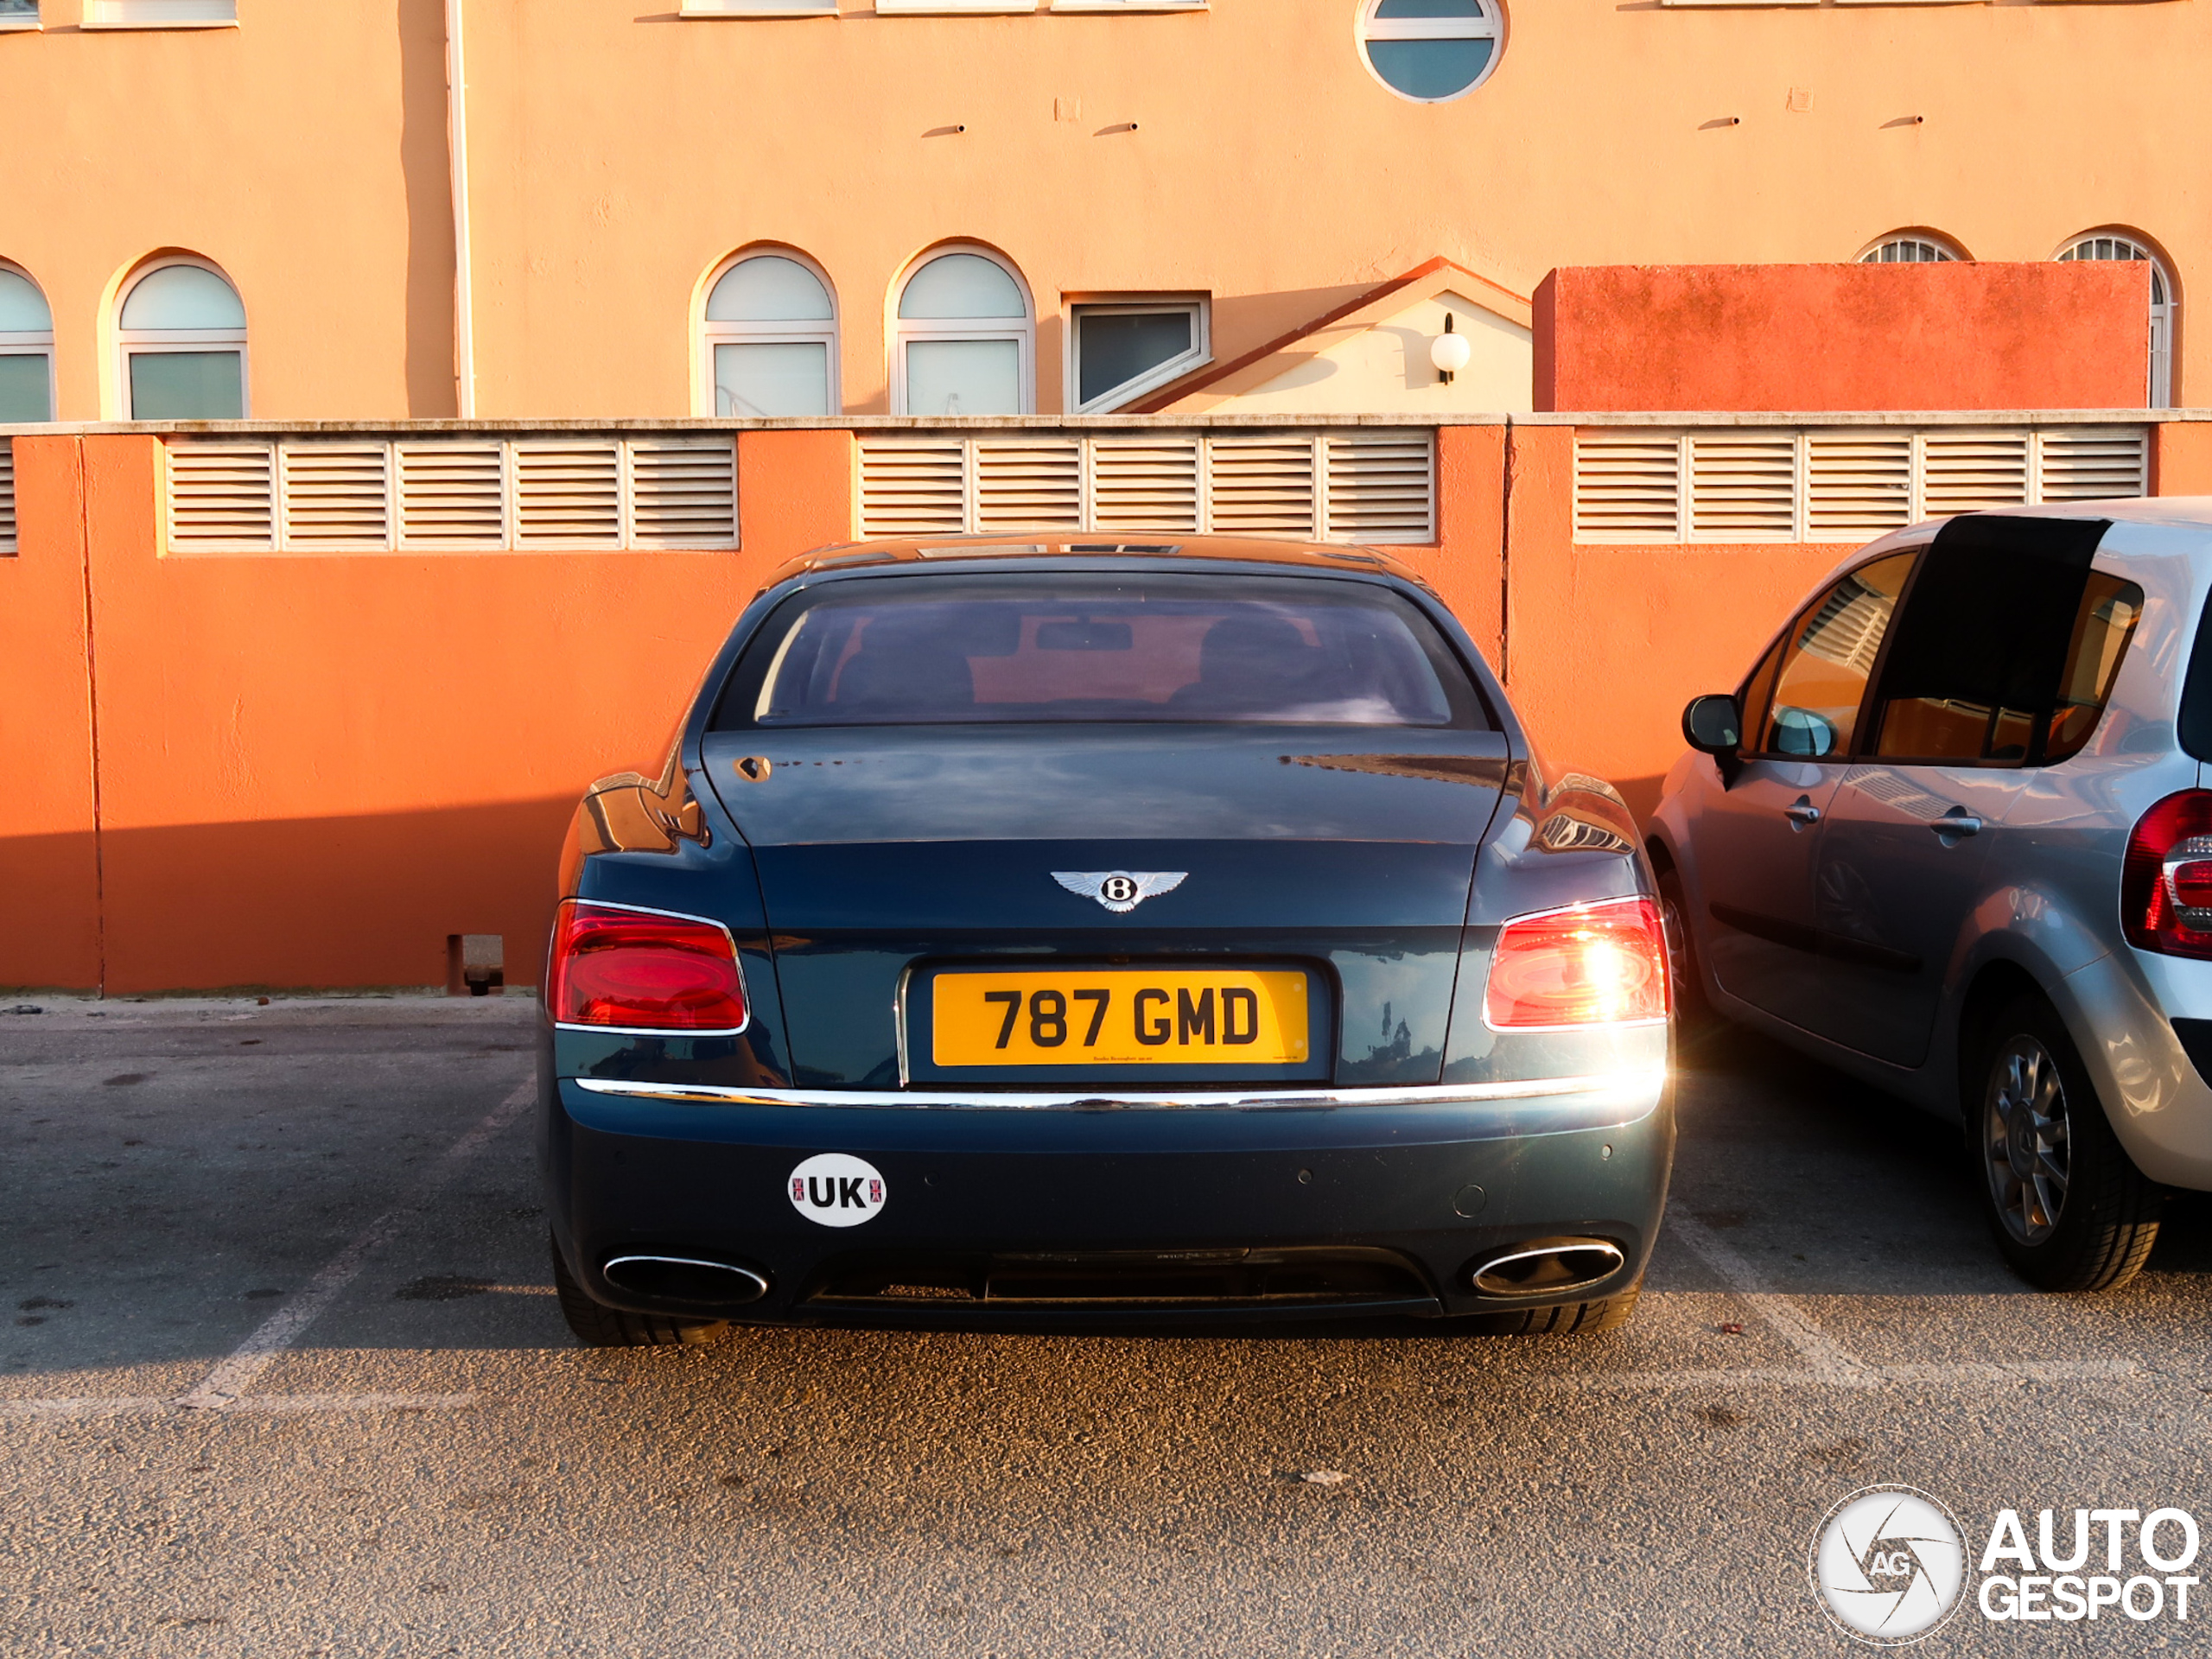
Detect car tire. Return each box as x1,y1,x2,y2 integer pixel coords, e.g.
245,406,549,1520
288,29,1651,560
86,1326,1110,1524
1655,867,1714,1042
1969,995,2162,1294
1475,1280,1642,1336
550,1235,727,1347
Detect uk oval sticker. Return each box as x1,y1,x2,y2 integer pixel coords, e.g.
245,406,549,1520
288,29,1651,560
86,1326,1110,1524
787,1153,887,1228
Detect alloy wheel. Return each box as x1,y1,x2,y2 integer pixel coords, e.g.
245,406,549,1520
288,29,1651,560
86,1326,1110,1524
1982,1035,2072,1246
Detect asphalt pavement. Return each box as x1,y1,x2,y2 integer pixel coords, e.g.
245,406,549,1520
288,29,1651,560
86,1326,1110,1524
3,995,2210,1657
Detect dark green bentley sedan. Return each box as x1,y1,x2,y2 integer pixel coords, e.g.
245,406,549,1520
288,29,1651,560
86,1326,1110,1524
539,536,1672,1343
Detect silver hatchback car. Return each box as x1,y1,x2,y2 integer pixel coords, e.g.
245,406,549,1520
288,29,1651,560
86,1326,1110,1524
1649,501,2212,1293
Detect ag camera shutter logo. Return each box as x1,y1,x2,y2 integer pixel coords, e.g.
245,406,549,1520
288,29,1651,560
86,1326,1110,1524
1810,1485,1968,1644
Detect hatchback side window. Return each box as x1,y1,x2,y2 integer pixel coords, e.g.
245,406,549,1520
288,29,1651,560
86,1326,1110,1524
2044,574,2145,761
1746,552,1916,760
1870,516,2133,766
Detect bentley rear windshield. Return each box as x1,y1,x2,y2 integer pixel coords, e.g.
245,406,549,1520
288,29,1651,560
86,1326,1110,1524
713,573,1488,730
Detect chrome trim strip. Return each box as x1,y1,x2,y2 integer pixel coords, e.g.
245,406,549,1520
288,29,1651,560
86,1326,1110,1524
567,1071,1665,1111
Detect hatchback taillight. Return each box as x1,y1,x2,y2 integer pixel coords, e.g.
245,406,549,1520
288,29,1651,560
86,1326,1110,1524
1484,897,1671,1030
2122,790,2212,961
548,900,750,1032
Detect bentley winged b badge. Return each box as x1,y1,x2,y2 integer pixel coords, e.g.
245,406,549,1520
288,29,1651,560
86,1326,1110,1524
1052,871,1188,914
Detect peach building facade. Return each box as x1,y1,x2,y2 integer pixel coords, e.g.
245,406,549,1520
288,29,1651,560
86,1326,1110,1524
0,0,2201,426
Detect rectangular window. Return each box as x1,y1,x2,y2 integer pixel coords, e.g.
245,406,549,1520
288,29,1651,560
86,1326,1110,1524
1071,300,1209,414
677,0,833,13
717,573,1484,732
0,1,39,30
130,351,245,420
1051,1,1207,10
0,353,50,421
82,0,235,25
714,340,832,417
875,0,1035,12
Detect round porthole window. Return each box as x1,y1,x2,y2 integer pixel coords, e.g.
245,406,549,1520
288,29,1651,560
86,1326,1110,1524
1360,0,1502,104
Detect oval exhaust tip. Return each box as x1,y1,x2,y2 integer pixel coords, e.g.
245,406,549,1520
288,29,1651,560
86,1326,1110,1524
602,1254,769,1306
1469,1237,1625,1298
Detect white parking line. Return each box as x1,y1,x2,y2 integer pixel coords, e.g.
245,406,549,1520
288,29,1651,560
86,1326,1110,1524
0,1393,480,1421
1663,1207,1880,1388
174,1077,537,1412
1558,1357,2142,1393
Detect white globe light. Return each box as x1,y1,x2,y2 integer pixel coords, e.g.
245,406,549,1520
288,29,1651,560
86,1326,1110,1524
1430,331,1473,375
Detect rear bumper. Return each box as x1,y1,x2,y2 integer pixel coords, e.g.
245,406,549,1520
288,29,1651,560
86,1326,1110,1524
543,1070,1675,1325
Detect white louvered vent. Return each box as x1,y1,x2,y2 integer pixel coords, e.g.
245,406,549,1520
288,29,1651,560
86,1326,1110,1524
0,439,16,557
856,429,1435,543
1207,435,1319,537
1688,435,1796,541
1573,424,2147,543
399,442,507,549
629,438,738,547
1920,431,2031,518
279,444,391,551
976,440,1083,532
1326,432,1435,543
1573,436,1681,542
161,436,738,552
1807,434,1913,539
2036,428,2150,502
514,441,623,550
1090,435,1202,532
167,442,276,551
858,439,968,537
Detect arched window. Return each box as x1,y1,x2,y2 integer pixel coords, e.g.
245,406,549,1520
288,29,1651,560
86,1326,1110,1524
116,257,246,418
1358,0,1502,105
0,264,54,422
2057,232,2177,407
1859,235,1962,265
893,249,1033,416
702,251,839,417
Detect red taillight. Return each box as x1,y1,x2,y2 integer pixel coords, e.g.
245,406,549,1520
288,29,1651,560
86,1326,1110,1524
548,900,749,1033
2122,790,2212,960
1484,897,1671,1030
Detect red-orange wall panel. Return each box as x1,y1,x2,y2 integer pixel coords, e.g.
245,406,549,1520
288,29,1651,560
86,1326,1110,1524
1535,263,2151,413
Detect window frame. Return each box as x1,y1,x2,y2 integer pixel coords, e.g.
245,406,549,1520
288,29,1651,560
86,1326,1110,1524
1857,233,1965,264
891,246,1036,417
2056,230,2177,407
0,2,40,33
113,256,250,421
0,261,55,423
1356,0,1504,105
80,0,237,28
697,248,842,418
1066,297,1211,415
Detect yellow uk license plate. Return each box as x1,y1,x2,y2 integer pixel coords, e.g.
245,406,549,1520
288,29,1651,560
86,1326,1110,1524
930,969,1311,1068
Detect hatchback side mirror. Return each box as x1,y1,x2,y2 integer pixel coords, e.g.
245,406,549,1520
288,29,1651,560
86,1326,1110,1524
1682,694,1743,755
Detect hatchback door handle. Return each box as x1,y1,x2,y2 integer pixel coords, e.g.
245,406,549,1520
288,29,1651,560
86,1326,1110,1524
1783,798,1822,826
1929,810,1983,839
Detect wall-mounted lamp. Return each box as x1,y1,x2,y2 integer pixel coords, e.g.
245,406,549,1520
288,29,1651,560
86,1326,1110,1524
1431,313,1471,385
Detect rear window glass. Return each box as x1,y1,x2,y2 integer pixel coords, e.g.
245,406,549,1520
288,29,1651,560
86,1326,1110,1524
712,573,1487,730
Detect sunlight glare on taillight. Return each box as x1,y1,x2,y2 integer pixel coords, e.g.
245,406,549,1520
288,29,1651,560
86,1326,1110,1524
549,900,749,1032
1484,897,1671,1030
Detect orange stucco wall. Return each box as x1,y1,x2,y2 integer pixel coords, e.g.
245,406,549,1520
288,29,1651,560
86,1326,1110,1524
1534,263,2151,413
0,0,2202,420
1,438,102,989
1,418,2199,992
